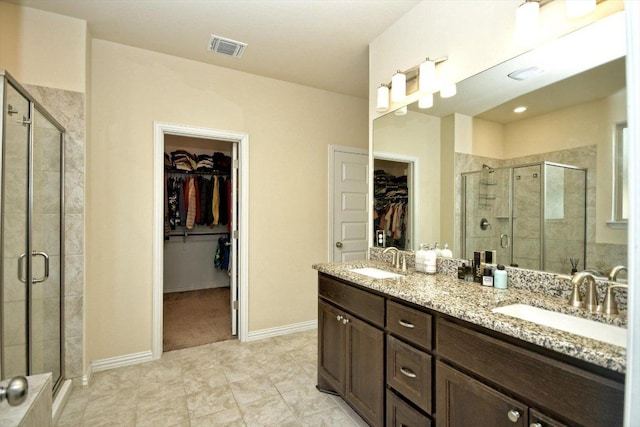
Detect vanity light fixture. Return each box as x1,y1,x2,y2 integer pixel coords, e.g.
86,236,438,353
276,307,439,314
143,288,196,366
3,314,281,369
376,56,453,113
376,84,390,112
513,106,528,113
391,71,407,102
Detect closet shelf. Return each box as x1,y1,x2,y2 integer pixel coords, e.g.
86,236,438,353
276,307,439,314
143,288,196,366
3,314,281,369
169,230,230,237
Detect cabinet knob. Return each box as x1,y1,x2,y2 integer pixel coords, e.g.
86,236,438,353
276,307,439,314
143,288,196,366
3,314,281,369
342,318,349,324
530,423,543,427
336,315,342,321
507,410,521,423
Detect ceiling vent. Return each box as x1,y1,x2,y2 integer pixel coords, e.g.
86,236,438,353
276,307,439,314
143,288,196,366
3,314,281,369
208,35,247,58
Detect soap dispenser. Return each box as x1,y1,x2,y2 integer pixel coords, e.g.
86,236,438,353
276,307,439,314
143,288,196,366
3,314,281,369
434,243,443,257
425,245,437,274
494,264,508,289
441,243,453,258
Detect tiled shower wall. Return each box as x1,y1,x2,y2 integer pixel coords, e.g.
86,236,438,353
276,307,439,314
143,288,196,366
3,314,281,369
456,145,626,275
26,85,85,380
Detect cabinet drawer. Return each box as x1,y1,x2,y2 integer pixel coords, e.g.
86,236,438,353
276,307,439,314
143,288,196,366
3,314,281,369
319,274,384,327
436,318,624,427
529,408,568,427
386,389,431,427
387,335,432,414
386,300,432,350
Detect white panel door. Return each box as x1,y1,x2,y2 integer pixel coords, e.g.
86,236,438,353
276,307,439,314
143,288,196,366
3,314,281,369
333,151,369,261
231,142,238,336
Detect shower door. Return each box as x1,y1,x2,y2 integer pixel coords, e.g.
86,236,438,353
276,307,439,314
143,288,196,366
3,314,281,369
1,74,64,389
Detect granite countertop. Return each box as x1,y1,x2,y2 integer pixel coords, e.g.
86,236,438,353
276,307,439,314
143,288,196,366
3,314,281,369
313,260,627,374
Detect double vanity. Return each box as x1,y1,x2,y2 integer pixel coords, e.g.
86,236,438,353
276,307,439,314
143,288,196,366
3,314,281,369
313,254,626,427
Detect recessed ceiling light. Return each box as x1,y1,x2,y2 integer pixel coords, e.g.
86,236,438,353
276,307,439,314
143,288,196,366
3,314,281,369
513,106,528,113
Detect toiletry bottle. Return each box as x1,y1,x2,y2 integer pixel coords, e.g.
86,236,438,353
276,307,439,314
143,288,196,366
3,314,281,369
441,243,453,258
465,260,475,282
458,263,466,280
494,264,508,289
425,245,437,274
416,244,428,273
482,267,494,287
434,243,443,257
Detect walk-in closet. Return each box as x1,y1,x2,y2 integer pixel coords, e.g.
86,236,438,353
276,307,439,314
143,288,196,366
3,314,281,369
373,159,410,249
163,134,237,352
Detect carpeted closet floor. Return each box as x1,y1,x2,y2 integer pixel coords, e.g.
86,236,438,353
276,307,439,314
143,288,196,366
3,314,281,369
163,287,234,352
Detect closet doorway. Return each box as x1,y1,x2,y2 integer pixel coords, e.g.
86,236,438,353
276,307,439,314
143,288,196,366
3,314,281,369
152,122,249,358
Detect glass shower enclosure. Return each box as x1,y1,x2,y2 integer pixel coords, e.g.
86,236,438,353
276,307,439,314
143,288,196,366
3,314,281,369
0,69,65,393
461,162,586,274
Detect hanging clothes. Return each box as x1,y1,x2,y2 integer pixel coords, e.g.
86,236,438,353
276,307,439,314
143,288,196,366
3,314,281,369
218,177,228,225
215,237,231,271
186,177,197,229
212,176,220,226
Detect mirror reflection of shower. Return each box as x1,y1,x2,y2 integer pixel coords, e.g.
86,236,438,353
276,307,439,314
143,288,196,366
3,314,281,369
462,162,586,274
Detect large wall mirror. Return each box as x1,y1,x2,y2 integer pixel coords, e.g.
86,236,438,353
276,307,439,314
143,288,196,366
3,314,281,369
372,11,627,277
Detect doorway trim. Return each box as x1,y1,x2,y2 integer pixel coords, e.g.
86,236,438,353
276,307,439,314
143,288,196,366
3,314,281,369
327,145,368,261
152,121,249,359
373,151,419,250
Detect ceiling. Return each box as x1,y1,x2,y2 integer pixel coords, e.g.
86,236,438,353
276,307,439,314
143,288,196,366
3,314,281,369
5,0,421,98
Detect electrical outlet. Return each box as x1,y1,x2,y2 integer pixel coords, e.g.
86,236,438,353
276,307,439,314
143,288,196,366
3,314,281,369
376,230,385,247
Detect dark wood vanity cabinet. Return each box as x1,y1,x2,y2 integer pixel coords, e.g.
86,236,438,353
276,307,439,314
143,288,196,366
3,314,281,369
436,318,624,427
318,275,385,426
317,273,625,427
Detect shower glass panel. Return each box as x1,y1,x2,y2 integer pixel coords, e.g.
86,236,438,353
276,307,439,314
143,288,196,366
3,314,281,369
1,70,64,391
31,107,63,380
512,164,542,270
2,81,30,378
543,163,586,274
461,162,586,274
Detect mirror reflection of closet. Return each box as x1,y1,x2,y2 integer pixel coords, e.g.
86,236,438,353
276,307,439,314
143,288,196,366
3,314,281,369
373,158,411,250
162,134,235,352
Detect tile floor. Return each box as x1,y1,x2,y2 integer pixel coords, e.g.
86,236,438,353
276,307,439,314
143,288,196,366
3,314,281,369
55,329,368,426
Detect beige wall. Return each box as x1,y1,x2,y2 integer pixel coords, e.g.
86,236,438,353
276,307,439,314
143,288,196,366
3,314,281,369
0,2,86,92
88,39,367,360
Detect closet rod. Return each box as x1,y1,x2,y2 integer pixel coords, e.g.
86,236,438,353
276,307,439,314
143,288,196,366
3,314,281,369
169,231,230,237
165,168,229,176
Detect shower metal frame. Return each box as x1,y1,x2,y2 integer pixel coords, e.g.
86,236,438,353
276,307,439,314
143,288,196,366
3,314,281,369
0,69,66,394
461,161,587,271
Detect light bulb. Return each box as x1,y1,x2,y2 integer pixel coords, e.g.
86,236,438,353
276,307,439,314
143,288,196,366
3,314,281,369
418,93,433,109
376,85,390,112
391,71,406,102
515,0,540,45
394,105,408,116
419,60,436,93
440,83,457,98
565,0,596,19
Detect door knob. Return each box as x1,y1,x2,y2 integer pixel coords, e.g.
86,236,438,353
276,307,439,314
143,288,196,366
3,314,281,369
335,242,343,248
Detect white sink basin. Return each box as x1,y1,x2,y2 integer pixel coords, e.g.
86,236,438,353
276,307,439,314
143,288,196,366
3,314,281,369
492,304,627,348
349,267,402,279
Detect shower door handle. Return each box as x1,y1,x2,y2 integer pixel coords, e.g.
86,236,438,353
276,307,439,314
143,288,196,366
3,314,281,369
500,234,510,249
18,253,27,283
31,251,49,284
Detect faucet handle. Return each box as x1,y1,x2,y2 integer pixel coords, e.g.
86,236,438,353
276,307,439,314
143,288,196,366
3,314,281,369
602,284,628,316
583,277,600,313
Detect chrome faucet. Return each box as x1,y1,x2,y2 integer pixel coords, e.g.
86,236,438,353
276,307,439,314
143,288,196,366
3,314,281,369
382,246,401,269
602,284,628,316
568,271,600,312
608,265,627,282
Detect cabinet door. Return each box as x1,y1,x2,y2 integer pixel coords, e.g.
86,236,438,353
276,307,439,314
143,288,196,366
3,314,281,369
387,390,432,427
436,362,527,427
346,314,385,426
529,409,568,427
318,300,346,394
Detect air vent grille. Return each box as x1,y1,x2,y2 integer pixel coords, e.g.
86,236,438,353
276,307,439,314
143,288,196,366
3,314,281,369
208,35,247,58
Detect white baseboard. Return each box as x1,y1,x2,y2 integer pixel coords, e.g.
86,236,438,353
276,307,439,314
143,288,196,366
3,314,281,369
246,320,317,342
91,350,154,374
82,364,93,387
